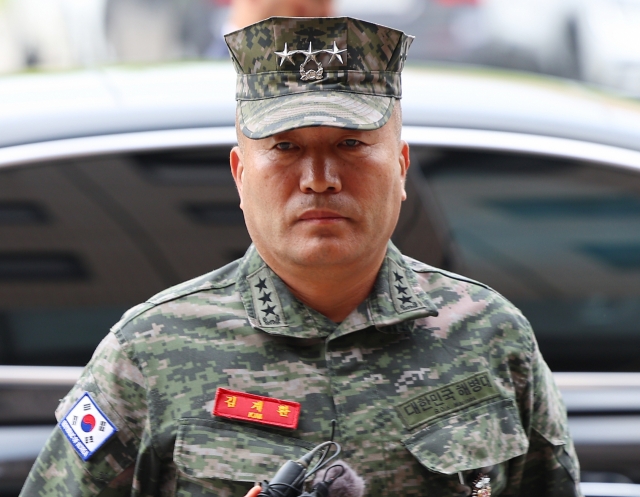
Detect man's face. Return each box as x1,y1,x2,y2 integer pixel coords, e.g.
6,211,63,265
230,112,410,272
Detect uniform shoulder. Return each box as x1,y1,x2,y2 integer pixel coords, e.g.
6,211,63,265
403,256,531,329
403,255,492,292
403,255,530,324
112,258,241,334
403,255,535,350
147,258,239,305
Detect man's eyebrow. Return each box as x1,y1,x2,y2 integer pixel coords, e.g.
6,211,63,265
270,132,297,140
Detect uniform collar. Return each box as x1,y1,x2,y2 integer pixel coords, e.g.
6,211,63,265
236,242,438,339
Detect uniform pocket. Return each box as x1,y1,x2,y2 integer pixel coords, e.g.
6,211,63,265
174,418,315,495
401,397,529,487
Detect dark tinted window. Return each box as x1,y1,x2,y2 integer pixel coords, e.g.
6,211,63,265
417,149,640,372
0,147,251,366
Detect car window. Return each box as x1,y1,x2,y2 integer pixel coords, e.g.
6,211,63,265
0,144,447,369
416,148,640,372
4,144,639,373
0,147,251,366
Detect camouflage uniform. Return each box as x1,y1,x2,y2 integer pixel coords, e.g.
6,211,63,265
21,16,581,497
21,243,581,497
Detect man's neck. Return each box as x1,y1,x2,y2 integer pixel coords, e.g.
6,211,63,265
262,251,387,323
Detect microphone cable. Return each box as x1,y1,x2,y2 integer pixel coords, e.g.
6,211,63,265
257,440,342,497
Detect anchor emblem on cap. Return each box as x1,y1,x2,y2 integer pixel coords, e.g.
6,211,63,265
275,41,346,81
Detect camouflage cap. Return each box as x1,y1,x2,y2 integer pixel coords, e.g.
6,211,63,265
224,17,414,139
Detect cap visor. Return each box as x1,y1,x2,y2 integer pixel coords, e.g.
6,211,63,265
238,92,395,139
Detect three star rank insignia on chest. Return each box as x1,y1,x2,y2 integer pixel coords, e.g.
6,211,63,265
59,392,117,461
213,388,301,429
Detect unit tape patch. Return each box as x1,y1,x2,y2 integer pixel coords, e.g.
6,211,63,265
395,371,501,429
59,392,117,461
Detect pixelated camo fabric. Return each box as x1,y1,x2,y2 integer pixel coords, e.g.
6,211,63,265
224,17,414,138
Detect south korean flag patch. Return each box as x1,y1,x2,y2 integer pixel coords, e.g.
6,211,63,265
59,392,117,461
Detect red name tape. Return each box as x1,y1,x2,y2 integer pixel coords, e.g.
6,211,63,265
213,388,301,429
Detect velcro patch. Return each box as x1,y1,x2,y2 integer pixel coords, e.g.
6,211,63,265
213,387,300,429
59,392,117,461
395,371,501,429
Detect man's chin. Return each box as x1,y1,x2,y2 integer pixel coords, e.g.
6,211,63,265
283,238,369,268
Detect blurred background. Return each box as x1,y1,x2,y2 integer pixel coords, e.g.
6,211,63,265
2,1,640,495
1,0,640,96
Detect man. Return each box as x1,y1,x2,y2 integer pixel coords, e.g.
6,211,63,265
20,17,581,497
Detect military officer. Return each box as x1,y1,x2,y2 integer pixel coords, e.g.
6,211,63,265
20,17,582,497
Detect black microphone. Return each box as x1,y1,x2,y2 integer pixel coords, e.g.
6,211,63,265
258,442,364,497
311,460,365,497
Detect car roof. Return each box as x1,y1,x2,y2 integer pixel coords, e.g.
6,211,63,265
2,61,640,151
0,63,237,149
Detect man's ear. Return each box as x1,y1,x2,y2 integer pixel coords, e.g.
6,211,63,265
230,145,244,209
399,140,410,201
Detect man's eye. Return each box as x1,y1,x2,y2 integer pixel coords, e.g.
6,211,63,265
342,139,360,147
275,142,294,150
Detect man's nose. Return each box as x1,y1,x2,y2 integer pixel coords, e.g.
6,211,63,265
299,155,342,193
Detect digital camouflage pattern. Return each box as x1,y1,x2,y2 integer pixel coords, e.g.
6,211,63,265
20,243,582,497
224,17,414,138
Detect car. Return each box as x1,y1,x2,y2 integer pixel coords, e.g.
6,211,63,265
0,61,639,497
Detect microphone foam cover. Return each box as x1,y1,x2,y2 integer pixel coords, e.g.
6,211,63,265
312,460,365,497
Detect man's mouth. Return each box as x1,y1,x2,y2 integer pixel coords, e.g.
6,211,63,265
298,209,347,222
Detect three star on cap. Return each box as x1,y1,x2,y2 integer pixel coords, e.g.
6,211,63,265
274,43,296,66
224,16,414,138
327,41,347,64
275,41,347,68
